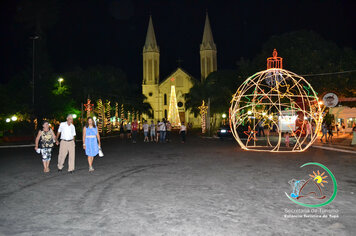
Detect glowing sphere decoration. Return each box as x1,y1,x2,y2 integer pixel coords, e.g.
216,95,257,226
230,49,323,152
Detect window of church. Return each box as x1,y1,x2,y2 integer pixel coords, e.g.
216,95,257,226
164,109,167,119
207,57,211,74
177,102,183,108
148,59,152,81
164,94,167,105
149,92,153,97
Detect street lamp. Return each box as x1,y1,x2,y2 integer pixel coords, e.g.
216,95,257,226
11,116,17,121
58,77,64,87
6,118,10,123
222,113,227,119
30,35,39,107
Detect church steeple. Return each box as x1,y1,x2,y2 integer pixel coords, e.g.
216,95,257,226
200,12,217,81
143,15,159,53
200,12,216,51
143,15,160,85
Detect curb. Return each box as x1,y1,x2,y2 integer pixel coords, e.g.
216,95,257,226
312,145,356,155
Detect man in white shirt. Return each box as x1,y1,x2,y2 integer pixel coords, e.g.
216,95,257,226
56,114,76,173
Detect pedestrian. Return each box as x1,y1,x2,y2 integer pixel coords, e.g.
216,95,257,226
156,120,160,143
119,121,125,139
327,124,333,143
257,119,265,137
336,123,339,136
285,132,290,147
150,120,156,142
143,120,149,142
82,117,101,172
320,123,327,142
126,122,131,139
159,118,167,143
35,120,57,173
179,122,187,143
56,114,76,173
131,119,138,143
351,125,356,146
166,120,172,142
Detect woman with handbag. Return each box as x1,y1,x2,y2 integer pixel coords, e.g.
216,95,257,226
35,120,57,173
82,117,101,172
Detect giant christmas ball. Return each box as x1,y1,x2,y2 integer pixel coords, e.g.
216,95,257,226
230,67,323,152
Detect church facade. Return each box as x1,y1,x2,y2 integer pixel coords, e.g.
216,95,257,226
142,14,217,126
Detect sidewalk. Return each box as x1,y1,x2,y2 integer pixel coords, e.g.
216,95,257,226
312,133,356,154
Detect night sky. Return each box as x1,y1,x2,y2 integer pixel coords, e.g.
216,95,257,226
1,0,355,85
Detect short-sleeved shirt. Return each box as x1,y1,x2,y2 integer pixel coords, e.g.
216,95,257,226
143,124,149,132
180,125,186,132
150,124,155,132
132,122,138,131
166,123,172,131
58,122,76,140
159,122,166,131
126,123,131,130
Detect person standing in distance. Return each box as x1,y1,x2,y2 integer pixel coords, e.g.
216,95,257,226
131,119,138,144
56,114,76,173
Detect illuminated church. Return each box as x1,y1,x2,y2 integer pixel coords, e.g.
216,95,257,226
142,13,217,126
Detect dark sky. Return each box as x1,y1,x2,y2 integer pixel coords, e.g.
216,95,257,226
1,0,355,85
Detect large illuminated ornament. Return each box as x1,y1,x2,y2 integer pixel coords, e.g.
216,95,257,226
230,49,323,152
168,85,181,126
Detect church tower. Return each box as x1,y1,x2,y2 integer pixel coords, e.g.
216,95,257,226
142,16,160,119
143,15,160,84
200,12,217,81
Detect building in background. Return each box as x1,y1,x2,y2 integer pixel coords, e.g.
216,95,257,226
142,13,217,126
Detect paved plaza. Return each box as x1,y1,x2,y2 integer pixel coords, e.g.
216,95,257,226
0,134,355,235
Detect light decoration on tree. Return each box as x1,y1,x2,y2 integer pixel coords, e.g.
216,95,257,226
198,100,208,134
84,99,94,118
115,102,119,127
230,49,323,152
121,104,125,120
96,99,105,133
168,85,181,127
106,100,112,133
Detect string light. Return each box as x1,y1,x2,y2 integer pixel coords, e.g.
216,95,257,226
198,100,208,134
230,49,323,152
84,99,94,118
168,85,181,126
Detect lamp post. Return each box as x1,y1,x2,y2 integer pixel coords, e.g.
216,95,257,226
58,77,64,88
30,35,39,107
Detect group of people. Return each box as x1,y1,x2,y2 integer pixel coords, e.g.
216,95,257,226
119,118,187,144
34,115,187,173
35,115,101,173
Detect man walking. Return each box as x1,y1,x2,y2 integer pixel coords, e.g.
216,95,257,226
56,114,76,173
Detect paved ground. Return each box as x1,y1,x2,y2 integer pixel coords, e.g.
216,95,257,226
0,133,355,236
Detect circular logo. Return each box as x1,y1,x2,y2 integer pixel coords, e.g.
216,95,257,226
285,162,337,207
323,93,338,107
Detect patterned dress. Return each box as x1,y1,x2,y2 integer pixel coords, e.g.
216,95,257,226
85,127,99,156
40,130,54,161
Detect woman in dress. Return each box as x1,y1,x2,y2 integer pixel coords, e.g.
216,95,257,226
82,117,101,172
35,120,57,173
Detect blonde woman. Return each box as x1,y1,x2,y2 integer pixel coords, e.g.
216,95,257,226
35,121,57,173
